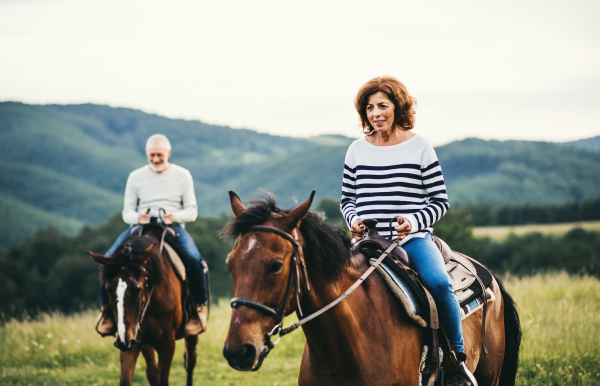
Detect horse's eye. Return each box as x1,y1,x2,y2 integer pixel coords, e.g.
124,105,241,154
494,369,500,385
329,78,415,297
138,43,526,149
268,262,283,274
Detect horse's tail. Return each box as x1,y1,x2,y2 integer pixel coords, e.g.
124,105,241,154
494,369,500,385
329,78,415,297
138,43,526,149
495,273,522,386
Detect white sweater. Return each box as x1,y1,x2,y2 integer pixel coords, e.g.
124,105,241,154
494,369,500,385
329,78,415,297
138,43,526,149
122,164,198,226
340,135,449,244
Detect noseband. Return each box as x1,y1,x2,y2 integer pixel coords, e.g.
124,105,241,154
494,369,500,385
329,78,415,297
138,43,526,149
230,225,311,357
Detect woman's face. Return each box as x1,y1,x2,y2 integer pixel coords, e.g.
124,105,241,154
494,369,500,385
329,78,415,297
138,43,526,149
366,91,395,134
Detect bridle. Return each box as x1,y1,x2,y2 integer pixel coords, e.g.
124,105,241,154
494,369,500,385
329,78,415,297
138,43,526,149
230,225,311,357
230,224,400,358
111,243,158,345
134,270,155,339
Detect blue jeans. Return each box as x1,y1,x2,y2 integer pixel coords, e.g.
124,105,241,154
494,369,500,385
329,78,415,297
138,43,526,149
403,233,465,353
101,224,208,306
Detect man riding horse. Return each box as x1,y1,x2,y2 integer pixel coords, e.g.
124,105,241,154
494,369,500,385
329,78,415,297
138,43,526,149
96,134,208,336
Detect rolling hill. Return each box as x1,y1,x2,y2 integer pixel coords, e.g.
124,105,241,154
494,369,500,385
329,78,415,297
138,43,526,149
1,101,599,248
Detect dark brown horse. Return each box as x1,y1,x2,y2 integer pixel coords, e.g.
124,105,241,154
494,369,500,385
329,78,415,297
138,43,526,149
88,234,199,386
222,191,521,386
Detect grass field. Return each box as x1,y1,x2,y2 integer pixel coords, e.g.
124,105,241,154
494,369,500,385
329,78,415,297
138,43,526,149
473,220,600,241
1,273,599,385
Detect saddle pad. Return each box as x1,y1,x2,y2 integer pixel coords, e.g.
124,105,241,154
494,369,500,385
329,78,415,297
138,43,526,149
163,243,186,281
373,255,496,327
460,288,495,320
370,257,430,328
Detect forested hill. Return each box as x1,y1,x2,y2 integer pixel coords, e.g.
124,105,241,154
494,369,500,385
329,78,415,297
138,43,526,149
1,101,599,248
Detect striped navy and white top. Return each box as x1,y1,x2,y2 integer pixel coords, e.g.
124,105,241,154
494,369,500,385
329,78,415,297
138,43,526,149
340,135,449,245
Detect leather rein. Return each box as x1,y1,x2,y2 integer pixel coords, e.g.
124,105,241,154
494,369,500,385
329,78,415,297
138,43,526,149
230,225,400,358
128,217,173,341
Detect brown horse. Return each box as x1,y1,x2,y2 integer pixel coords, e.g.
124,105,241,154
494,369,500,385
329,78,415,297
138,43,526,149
88,233,199,386
222,191,521,386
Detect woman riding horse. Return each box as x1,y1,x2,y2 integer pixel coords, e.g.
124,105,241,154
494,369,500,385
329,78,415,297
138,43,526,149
222,191,520,386
341,76,474,385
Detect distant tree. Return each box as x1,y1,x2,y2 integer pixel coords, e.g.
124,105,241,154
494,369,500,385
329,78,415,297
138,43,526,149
314,197,345,228
457,195,600,226
474,228,600,276
433,208,476,255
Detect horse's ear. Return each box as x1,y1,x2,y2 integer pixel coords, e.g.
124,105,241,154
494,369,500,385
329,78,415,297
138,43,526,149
88,251,111,265
284,190,316,230
229,190,246,217
138,244,155,264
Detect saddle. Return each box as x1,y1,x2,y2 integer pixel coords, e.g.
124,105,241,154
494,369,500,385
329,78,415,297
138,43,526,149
351,219,493,317
351,219,494,385
130,224,187,281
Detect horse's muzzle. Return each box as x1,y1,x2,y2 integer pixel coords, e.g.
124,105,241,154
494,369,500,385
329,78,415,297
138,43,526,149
223,343,263,371
114,338,136,351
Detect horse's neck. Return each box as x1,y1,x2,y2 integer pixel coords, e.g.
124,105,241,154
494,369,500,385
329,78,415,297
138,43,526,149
299,259,420,377
299,263,379,367
149,252,180,308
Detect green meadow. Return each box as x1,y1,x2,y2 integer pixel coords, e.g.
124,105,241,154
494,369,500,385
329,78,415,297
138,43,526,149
1,273,599,386
473,220,600,241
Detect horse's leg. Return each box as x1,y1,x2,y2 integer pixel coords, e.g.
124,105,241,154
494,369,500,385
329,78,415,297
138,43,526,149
119,346,141,386
184,335,199,386
142,345,160,386
156,335,177,386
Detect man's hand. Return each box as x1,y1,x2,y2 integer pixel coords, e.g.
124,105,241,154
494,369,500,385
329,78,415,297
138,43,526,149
138,209,150,224
163,211,175,225
350,218,366,240
395,217,411,240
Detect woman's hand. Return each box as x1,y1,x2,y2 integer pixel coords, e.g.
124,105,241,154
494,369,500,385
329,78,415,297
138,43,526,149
350,218,366,240
395,217,411,240
138,209,150,224
163,211,175,224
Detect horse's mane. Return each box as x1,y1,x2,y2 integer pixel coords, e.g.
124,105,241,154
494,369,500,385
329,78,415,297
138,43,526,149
221,194,352,281
100,234,159,282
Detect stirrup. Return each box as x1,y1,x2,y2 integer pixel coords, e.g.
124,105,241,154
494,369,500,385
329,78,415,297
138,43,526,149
448,351,477,386
458,361,477,386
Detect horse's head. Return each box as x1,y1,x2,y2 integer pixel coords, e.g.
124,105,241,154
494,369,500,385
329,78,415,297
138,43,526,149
222,190,315,371
87,236,155,351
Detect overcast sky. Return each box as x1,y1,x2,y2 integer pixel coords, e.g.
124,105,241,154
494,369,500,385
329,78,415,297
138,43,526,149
1,0,599,145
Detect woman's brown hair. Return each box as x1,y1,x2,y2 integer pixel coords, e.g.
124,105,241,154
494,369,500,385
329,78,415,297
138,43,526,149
354,76,416,135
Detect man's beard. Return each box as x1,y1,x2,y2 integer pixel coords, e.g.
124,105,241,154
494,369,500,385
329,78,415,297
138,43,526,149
149,162,166,172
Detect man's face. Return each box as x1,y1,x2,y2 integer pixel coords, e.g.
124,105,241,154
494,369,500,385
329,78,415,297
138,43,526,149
146,146,171,173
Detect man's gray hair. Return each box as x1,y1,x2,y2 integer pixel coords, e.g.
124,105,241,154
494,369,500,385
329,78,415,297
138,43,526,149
145,134,172,151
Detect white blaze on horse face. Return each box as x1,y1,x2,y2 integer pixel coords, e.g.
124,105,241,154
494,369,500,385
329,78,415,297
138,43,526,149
246,236,257,253
239,235,261,260
116,278,128,344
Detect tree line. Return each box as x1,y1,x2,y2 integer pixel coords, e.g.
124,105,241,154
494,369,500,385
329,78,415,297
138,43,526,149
460,195,600,226
1,198,599,320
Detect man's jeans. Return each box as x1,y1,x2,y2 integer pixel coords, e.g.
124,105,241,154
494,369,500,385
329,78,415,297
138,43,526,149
403,233,465,353
101,224,208,306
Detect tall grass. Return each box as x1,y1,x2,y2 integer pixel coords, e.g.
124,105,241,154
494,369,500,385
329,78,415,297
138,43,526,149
0,305,305,385
510,272,600,386
1,273,599,385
